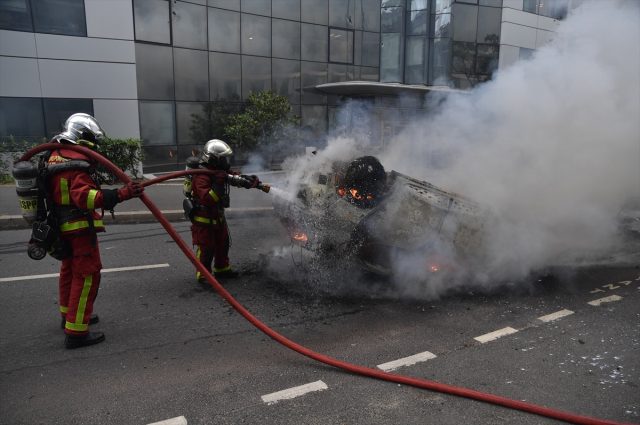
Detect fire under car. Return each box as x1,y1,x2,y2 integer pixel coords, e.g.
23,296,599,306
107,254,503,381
273,156,499,277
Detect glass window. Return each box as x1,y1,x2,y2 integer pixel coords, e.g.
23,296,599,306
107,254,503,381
429,37,451,86
272,0,300,20
272,59,300,104
519,47,535,60
408,0,429,11
184,0,206,4
172,1,207,49
451,41,475,84
301,0,327,25
174,48,209,101
0,97,45,143
242,56,271,99
176,102,207,144
329,28,354,64
139,101,176,146
301,61,327,104
361,31,379,67
301,23,328,62
451,3,477,42
539,0,566,19
31,0,86,36
479,0,502,6
432,0,452,13
241,0,271,16
134,0,171,44
329,0,355,28
355,0,380,32
407,10,429,35
241,14,271,56
523,0,538,14
135,43,175,101
456,0,478,4
381,0,402,6
328,63,346,82
380,32,403,82
42,98,93,139
301,105,327,135
272,19,300,60
208,7,240,53
475,43,498,74
404,36,428,84
142,145,178,172
209,52,242,100
178,144,204,169
0,0,33,31
354,31,362,65
360,66,378,81
381,7,403,33
431,13,451,38
477,6,500,44
208,0,240,10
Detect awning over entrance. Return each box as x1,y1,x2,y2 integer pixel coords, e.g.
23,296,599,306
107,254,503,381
298,81,469,96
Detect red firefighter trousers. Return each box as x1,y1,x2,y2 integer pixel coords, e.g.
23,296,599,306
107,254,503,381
59,233,102,335
192,219,230,278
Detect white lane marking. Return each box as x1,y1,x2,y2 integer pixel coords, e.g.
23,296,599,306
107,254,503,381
537,309,574,323
261,380,328,404
146,416,187,425
474,327,518,344
0,264,170,282
377,351,437,372
588,295,622,306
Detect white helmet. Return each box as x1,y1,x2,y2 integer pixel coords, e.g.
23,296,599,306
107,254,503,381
52,113,106,145
201,139,233,168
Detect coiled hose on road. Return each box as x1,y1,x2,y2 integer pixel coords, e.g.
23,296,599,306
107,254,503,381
21,144,632,425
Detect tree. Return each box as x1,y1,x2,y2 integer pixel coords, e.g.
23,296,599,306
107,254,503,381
224,90,301,151
189,94,243,144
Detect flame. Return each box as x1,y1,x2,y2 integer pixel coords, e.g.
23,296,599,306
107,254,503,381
192,150,196,156
430,266,438,272
169,151,174,157
293,233,308,242
338,188,347,196
350,189,372,200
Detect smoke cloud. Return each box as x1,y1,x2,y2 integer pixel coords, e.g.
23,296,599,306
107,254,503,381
269,0,640,298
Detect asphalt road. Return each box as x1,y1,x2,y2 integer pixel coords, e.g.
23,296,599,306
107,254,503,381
0,217,639,425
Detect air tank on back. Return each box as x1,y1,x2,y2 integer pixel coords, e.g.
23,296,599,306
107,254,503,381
12,161,40,224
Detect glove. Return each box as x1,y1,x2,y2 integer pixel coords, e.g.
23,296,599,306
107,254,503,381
118,181,144,201
240,174,259,189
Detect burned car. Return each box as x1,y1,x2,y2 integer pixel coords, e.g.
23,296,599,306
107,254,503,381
273,156,497,277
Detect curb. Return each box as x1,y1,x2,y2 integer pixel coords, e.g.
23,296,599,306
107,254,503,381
0,207,274,230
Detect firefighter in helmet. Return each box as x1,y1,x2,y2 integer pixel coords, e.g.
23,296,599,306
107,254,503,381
48,113,144,348
189,139,259,282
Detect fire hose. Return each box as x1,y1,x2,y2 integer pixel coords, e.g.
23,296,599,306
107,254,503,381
19,144,632,425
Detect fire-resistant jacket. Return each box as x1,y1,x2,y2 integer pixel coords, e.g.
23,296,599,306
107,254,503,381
190,162,240,228
46,147,106,236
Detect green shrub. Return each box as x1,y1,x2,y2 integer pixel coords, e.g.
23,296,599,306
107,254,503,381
98,137,146,180
0,135,46,183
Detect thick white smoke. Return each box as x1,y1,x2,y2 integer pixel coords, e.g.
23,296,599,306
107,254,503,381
272,0,639,297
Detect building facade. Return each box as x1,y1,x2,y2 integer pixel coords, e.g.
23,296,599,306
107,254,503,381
0,0,572,172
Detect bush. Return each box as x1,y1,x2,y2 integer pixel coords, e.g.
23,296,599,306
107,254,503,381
0,136,46,184
97,137,145,180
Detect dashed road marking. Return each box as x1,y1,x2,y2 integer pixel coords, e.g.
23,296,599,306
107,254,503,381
474,327,518,344
261,380,328,404
146,416,187,425
377,351,437,372
537,309,574,323
588,295,622,306
0,263,170,282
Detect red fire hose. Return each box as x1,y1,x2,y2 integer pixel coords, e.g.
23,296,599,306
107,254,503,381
20,144,632,425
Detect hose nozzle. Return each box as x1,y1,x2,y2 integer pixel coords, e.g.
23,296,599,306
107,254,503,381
259,184,270,193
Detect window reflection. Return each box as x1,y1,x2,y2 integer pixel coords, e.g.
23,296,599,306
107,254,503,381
208,7,240,53
178,144,204,169
301,0,328,25
451,3,477,42
429,37,450,86
174,48,209,101
301,23,328,62
0,0,33,31
477,6,500,44
208,0,240,11
301,105,327,135
0,97,45,143
479,0,502,6
301,61,327,104
476,44,498,75
139,101,176,146
177,102,207,144
380,33,403,83
272,59,301,103
242,56,271,99
329,28,354,64
241,13,271,56
209,52,242,100
431,13,450,38
405,36,428,84
272,0,300,20
328,63,346,82
407,10,429,35
380,7,403,33
360,66,378,81
329,0,355,28
241,0,271,16
32,0,86,36
361,31,379,67
354,0,380,32
135,43,175,100
451,40,477,88
407,0,429,11
43,98,93,139
273,19,301,60
172,1,207,50
142,145,178,173
134,0,171,44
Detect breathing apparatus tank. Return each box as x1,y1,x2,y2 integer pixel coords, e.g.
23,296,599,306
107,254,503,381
183,156,200,198
12,161,42,224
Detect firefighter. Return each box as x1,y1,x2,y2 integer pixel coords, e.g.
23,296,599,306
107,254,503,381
48,113,144,348
189,139,259,282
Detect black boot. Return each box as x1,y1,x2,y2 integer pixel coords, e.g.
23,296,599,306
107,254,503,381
61,314,99,329
214,270,240,279
64,331,105,349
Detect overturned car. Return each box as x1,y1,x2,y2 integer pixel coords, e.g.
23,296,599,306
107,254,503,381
273,156,498,277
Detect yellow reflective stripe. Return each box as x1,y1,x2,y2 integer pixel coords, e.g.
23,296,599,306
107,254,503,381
193,216,217,225
74,275,93,327
196,246,202,279
214,265,231,273
60,178,70,205
59,219,104,232
60,306,68,313
65,322,88,332
87,189,98,210
208,189,219,202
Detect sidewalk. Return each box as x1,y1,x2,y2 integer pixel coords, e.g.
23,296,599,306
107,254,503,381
0,171,285,230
